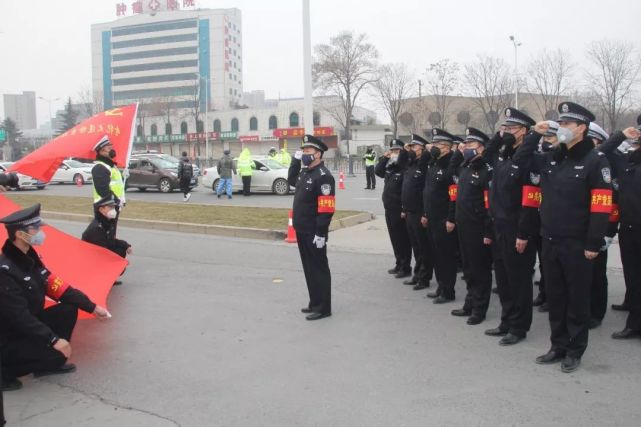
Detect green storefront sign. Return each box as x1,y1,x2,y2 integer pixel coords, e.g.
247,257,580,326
134,132,239,144
0,128,6,142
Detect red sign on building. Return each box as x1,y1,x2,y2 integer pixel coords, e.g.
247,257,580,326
272,127,334,138
239,135,259,143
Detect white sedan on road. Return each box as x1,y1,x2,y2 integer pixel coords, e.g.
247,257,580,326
49,159,94,185
202,157,292,195
0,162,47,190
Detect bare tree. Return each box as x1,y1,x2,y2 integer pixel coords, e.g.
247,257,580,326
463,55,514,133
313,31,378,174
525,49,574,118
425,59,459,129
184,79,205,156
77,85,104,116
374,63,415,137
586,39,641,131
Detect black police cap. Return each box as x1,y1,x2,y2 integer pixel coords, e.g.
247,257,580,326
431,128,457,144
0,204,44,230
558,102,595,124
389,139,405,149
408,134,428,146
503,107,536,128
637,114,641,130
301,134,328,152
464,127,489,145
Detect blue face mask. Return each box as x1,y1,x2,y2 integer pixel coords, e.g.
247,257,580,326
27,229,46,246
463,148,478,162
301,153,316,166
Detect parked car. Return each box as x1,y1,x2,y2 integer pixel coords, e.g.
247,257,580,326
50,159,94,185
131,152,200,176
0,162,47,190
125,155,197,193
201,157,292,196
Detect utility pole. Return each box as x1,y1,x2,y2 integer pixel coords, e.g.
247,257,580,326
418,79,422,97
509,35,522,109
302,0,314,136
38,96,60,140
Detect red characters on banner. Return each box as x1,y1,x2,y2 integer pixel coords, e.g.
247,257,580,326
484,190,489,210
521,185,542,208
46,276,70,300
590,189,614,213
448,185,458,202
317,196,336,213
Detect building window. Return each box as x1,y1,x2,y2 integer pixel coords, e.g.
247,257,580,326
231,118,239,132
180,121,188,134
229,88,233,95
151,123,158,136
289,112,299,127
165,123,172,135
249,117,258,131
137,125,143,137
313,111,321,126
213,119,221,132
196,120,204,133
268,115,278,130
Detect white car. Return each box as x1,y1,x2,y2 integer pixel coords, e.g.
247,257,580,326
50,159,94,185
0,162,47,190
202,157,292,195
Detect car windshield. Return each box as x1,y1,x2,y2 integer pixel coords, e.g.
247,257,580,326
157,154,180,163
262,159,287,169
150,158,178,169
65,160,89,168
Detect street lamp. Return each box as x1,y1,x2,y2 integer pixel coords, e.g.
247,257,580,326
38,96,60,140
509,35,522,109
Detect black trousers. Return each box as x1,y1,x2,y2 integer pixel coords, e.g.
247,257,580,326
365,166,376,189
180,177,191,196
384,208,412,273
242,176,251,196
1,304,77,380
457,222,493,316
429,218,458,299
405,212,433,286
535,235,546,301
619,224,641,330
542,238,593,358
493,229,536,337
590,250,609,321
296,231,331,314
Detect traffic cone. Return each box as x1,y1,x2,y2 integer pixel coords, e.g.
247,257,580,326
285,210,297,243
338,171,345,190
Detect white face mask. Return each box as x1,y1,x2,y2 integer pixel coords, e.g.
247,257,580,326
556,127,575,145
106,209,118,219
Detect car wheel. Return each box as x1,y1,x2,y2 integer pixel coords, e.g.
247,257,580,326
159,178,172,193
272,178,290,195
212,178,220,192
73,174,84,185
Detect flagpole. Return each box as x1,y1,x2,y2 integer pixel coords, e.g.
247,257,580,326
123,102,139,193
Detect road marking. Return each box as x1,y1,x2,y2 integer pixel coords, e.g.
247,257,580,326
353,198,379,200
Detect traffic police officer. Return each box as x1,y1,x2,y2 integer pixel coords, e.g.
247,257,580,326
450,128,493,325
421,128,460,303
363,147,377,189
0,204,110,392
401,134,433,291
91,135,125,227
288,135,335,321
375,139,412,278
482,108,540,345
514,102,612,373
594,115,641,339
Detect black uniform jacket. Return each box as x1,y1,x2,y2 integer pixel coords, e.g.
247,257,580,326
82,215,131,258
0,239,96,347
423,151,456,223
451,150,493,238
401,150,429,214
288,159,336,237
375,155,405,211
513,134,612,252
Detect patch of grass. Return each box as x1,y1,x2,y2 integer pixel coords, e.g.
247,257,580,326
3,194,362,230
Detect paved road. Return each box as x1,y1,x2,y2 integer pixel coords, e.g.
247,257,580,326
31,174,385,215
4,220,640,427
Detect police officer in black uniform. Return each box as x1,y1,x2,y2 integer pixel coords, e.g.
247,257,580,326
450,128,493,325
288,135,336,321
482,108,540,345
514,102,612,373
0,204,111,392
421,128,460,303
401,134,433,291
375,139,412,278
594,115,641,339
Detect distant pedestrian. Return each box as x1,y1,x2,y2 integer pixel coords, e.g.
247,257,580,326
363,147,377,189
177,151,193,202
216,149,235,199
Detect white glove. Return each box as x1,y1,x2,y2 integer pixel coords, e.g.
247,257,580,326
600,236,614,252
294,150,303,160
312,235,326,249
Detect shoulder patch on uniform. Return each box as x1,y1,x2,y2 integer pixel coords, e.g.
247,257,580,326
453,175,459,184
1,265,8,270
601,167,612,183
530,172,540,185
486,164,493,171
612,178,619,191
320,183,332,195
597,151,605,157
320,169,326,176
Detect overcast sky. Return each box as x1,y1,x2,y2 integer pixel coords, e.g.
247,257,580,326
1,0,639,127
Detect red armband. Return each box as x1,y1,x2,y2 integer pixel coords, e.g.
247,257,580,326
590,189,613,213
609,203,620,223
521,185,542,208
448,185,458,201
317,195,336,213
484,190,489,210
46,276,69,300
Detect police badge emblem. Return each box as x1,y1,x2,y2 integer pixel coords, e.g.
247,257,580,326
466,128,470,136
506,109,511,117
433,129,438,135
453,175,459,184
562,104,569,113
321,184,331,195
530,172,540,185
601,167,612,183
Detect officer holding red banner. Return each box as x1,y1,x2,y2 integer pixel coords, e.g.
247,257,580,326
482,108,540,346
288,135,335,321
514,102,613,373
0,204,110,392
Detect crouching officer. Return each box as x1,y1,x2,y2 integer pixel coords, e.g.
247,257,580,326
0,204,110,392
288,135,335,321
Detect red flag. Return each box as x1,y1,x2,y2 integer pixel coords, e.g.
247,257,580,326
8,104,138,182
0,195,128,319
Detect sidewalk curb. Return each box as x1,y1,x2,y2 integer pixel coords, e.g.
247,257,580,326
42,210,374,241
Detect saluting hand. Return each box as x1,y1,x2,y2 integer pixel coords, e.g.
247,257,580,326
534,121,550,135
622,127,641,140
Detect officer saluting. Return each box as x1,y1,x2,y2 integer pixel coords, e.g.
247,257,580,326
514,102,612,373
288,135,335,321
0,205,110,392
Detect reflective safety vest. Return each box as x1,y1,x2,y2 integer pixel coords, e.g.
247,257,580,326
237,157,255,177
364,152,377,167
276,150,292,166
92,161,125,202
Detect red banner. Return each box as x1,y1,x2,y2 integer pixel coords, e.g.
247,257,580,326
590,189,613,213
521,185,542,208
0,196,128,319
448,185,458,202
9,104,138,182
484,190,489,210
317,195,336,213
273,127,334,138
